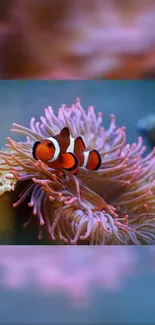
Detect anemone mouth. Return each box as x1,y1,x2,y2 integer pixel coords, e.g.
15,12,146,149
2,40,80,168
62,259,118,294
0,98,155,245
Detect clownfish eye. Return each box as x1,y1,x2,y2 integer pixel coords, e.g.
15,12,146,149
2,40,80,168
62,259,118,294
47,142,53,148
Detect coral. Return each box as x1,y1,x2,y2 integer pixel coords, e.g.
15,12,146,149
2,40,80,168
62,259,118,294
0,160,16,196
0,98,155,244
0,153,16,243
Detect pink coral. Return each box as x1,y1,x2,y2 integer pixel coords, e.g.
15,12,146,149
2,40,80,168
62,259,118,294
0,98,155,244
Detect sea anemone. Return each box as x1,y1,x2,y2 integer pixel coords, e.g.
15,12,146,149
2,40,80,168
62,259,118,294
0,98,155,245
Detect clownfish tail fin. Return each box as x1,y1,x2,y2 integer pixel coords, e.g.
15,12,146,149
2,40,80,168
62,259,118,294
86,150,101,170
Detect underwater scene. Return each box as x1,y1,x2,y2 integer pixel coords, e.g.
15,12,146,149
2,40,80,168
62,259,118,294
0,246,155,324
0,80,155,245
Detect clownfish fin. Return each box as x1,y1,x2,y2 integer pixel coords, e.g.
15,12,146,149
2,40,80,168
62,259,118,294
60,152,79,171
60,127,70,139
58,170,65,177
71,168,78,175
86,150,101,170
74,136,86,152
32,141,41,160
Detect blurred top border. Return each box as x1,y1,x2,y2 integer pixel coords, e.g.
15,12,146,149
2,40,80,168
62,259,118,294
0,0,155,79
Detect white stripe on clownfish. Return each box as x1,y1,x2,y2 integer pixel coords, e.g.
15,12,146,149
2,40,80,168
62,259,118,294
66,134,91,169
66,135,75,153
46,137,60,163
67,134,87,153
82,151,90,168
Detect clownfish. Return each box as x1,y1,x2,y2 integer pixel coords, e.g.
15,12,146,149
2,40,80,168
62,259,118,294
32,127,79,175
66,135,101,175
32,127,101,176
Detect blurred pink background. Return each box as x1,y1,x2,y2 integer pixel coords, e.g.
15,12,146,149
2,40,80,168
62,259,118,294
1,0,155,79
0,246,154,324
0,246,136,305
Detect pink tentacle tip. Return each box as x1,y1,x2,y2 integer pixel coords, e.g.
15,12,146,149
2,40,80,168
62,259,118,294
121,126,126,131
49,196,54,201
58,193,62,201
88,106,94,112
23,220,31,228
51,174,57,182
32,178,38,183
13,202,18,208
28,203,33,207
124,215,129,224
144,204,149,210
38,233,42,240
147,191,153,196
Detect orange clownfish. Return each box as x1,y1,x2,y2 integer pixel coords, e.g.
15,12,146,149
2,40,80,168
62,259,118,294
32,127,79,175
66,134,101,175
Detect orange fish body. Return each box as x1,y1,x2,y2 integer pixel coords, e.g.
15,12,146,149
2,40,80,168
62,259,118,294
32,127,79,174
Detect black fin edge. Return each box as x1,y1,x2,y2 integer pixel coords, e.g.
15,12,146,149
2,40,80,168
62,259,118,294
32,141,41,160
63,152,79,171
90,150,102,170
